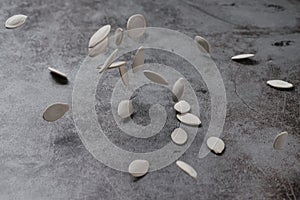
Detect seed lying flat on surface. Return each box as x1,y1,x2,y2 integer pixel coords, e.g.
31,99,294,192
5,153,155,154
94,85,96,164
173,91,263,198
118,100,134,118
88,37,109,57
99,49,118,73
88,24,111,48
172,78,185,102
143,70,168,85
128,159,149,177
48,67,67,79
127,14,146,38
132,46,144,73
206,137,225,154
176,113,201,126
43,103,69,122
115,27,124,46
176,160,197,178
108,61,126,69
5,14,27,29
267,80,293,89
119,65,129,86
273,131,288,150
194,35,210,53
171,128,188,145
174,100,190,114
231,54,254,60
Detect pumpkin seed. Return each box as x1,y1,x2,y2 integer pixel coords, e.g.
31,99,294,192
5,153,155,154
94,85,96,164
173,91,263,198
273,131,288,150
194,35,210,53
128,159,149,177
88,37,109,57
143,70,168,85
176,160,197,178
172,78,185,102
5,14,27,29
88,24,111,48
127,14,146,38
118,100,134,118
231,54,254,60
99,49,118,73
267,80,293,89
206,137,225,154
176,113,201,126
43,103,69,122
115,27,124,46
132,46,144,73
119,66,129,86
174,100,190,114
48,67,67,79
171,128,188,145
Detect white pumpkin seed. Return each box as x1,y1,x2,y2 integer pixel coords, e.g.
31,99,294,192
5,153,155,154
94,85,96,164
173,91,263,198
43,103,69,122
88,24,111,48
118,100,134,118
132,46,144,73
273,131,288,150
115,27,124,46
267,80,293,89
88,37,109,57
176,160,197,178
206,137,225,154
174,100,190,114
48,67,67,79
5,14,27,29
128,159,149,177
172,78,185,102
231,54,254,60
99,49,118,73
176,113,201,126
194,35,210,53
127,14,146,38
171,128,188,145
97,61,126,69
143,70,168,85
119,65,129,86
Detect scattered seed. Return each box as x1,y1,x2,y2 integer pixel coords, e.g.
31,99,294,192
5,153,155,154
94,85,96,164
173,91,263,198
109,61,127,69
5,14,27,29
132,46,144,73
174,100,190,114
176,160,197,178
206,137,225,154
273,131,288,150
115,27,124,46
267,80,293,89
176,113,201,126
43,103,69,122
88,37,109,57
128,159,149,177
127,14,146,38
194,35,210,53
119,65,129,86
99,49,118,73
172,78,185,102
48,67,67,79
118,100,134,118
88,24,111,48
231,54,254,60
143,70,168,85
171,128,188,145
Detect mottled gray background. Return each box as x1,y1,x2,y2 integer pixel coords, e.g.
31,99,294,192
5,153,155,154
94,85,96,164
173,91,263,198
0,0,299,199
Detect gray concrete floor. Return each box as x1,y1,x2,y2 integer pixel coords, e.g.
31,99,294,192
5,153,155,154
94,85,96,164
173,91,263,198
0,0,299,199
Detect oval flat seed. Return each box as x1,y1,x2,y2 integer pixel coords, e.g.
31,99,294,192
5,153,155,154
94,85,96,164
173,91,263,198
5,14,27,29
88,24,111,48
171,128,188,145
176,113,201,126
172,78,185,102
108,61,126,69
132,46,144,73
176,160,197,178
115,27,124,46
207,137,225,154
267,80,293,89
48,67,67,79
194,35,210,53
143,70,168,85
88,37,109,57
43,103,69,122
118,100,134,118
231,54,254,60
174,100,190,114
273,131,288,150
99,49,118,73
127,14,146,38
119,66,129,86
128,160,149,177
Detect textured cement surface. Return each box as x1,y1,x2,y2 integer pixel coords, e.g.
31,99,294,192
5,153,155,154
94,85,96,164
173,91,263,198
0,0,300,199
